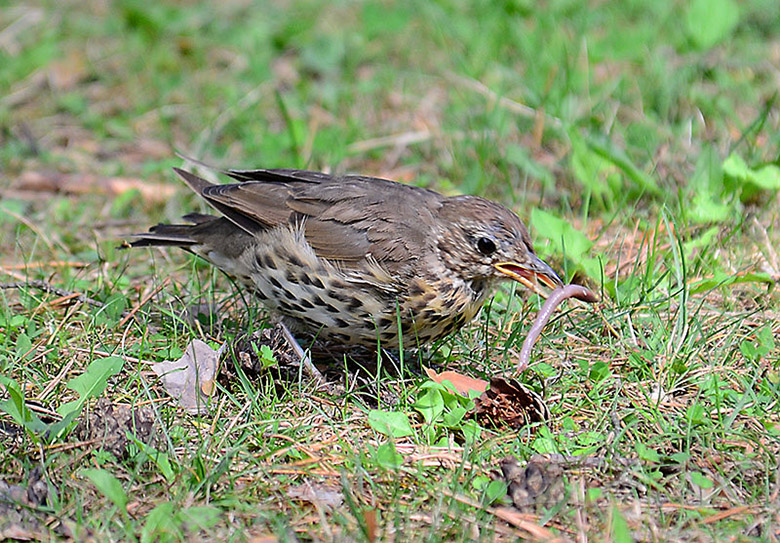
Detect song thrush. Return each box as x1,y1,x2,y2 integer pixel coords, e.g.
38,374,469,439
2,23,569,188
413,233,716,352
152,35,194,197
129,165,562,349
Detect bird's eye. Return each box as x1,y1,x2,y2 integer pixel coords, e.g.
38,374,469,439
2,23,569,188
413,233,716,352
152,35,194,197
476,237,497,255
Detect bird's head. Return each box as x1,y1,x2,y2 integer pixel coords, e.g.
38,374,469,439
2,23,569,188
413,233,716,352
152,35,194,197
436,195,562,291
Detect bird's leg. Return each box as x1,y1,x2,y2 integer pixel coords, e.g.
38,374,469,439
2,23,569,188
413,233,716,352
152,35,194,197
278,321,327,387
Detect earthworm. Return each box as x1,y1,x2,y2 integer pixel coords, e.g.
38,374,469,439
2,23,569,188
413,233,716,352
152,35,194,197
517,284,598,371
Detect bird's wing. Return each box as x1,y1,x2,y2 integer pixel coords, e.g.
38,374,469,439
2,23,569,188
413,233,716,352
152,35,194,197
175,168,441,271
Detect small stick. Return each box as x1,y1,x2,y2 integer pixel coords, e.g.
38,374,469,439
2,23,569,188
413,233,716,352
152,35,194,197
517,285,598,371
278,321,327,388
117,278,170,328
0,280,104,308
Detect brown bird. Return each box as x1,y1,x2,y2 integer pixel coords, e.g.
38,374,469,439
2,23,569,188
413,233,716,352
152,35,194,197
129,165,562,350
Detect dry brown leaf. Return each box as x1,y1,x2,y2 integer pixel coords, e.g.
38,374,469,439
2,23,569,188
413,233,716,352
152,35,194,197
151,340,220,414
286,481,343,510
363,508,378,543
424,367,488,395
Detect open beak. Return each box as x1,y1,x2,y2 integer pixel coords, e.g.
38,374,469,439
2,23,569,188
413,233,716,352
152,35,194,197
494,255,563,293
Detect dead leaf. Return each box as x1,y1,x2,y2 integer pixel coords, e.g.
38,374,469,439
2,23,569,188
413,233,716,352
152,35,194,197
286,481,343,510
363,508,378,543
152,340,220,414
424,367,488,395
15,171,176,204
469,376,549,429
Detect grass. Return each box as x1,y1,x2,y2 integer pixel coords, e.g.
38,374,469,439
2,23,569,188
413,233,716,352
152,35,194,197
1,0,779,541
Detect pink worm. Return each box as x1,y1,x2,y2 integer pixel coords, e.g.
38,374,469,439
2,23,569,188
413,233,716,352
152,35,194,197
517,284,598,371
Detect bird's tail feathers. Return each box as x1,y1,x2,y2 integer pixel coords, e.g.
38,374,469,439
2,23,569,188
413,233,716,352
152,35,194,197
127,223,199,248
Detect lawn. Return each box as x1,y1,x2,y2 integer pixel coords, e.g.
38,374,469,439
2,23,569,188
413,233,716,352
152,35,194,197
1,0,779,541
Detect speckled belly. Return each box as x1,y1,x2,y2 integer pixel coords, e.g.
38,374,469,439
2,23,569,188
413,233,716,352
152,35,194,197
194,226,492,349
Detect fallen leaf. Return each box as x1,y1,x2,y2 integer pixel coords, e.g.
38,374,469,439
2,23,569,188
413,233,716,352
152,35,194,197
286,481,343,510
469,377,549,429
151,340,220,414
424,367,488,395
363,508,378,543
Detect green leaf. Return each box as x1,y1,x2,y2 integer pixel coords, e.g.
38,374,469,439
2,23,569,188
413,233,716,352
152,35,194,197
412,388,445,425
375,441,403,469
0,376,48,434
689,271,774,294
688,192,732,224
636,442,660,463
683,227,720,257
739,325,775,362
177,506,221,531
740,340,759,362
587,487,603,501
141,502,178,543
531,208,593,262
588,361,610,382
585,135,660,195
611,505,632,543
686,0,739,50
15,333,33,361
689,471,714,489
723,153,780,201
132,438,177,483
757,325,775,352
368,410,414,438
686,402,706,424
484,479,508,505
670,452,691,464
82,468,128,511
531,436,557,454
102,293,128,323
443,406,467,428
569,131,618,203
460,420,481,443
57,356,125,419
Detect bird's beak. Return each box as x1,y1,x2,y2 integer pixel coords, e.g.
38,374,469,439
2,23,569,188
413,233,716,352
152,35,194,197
494,255,563,292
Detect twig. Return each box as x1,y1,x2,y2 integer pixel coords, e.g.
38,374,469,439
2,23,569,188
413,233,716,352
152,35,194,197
279,321,329,390
0,280,104,308
118,278,170,328
1,260,89,271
